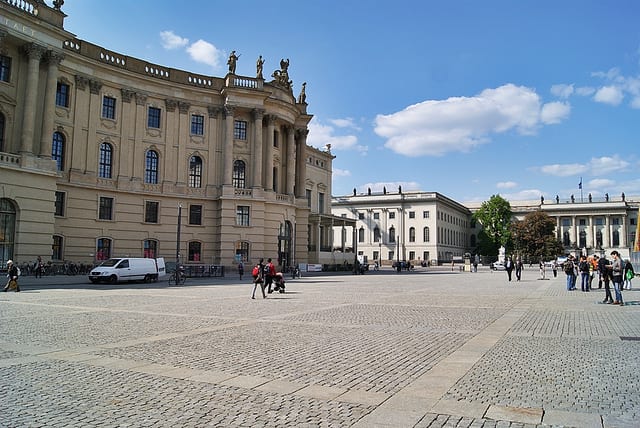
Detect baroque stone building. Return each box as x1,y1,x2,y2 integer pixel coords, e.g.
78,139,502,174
0,1,336,271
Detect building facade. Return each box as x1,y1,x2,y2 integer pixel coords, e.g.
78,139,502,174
0,1,335,271
332,190,472,266
334,191,639,265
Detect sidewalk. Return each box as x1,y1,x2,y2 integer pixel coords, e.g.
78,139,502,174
1,269,638,427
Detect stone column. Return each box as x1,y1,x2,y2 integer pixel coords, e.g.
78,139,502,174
264,115,276,191
604,215,611,248
206,106,221,187
571,216,577,249
39,50,65,159
286,125,295,195
587,216,594,249
251,109,264,188
222,105,234,186
295,128,308,198
620,215,627,247
20,43,46,154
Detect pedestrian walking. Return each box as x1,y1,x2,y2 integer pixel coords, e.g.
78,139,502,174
623,259,635,290
515,257,523,281
265,258,276,293
601,267,613,304
609,251,624,306
3,260,20,292
238,261,244,281
505,256,514,282
251,258,266,299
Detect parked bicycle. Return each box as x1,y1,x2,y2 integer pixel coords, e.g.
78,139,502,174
168,266,186,286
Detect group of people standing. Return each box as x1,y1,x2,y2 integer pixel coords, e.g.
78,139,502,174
563,251,635,305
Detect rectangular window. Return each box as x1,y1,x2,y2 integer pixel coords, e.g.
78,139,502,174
358,212,365,220
423,211,430,219
188,241,202,262
147,106,161,128
319,192,325,213
306,189,312,208
54,191,66,216
273,130,279,147
98,197,114,220
52,235,63,260
389,212,395,219
234,120,247,140
373,212,380,220
189,204,202,225
0,55,11,82
56,82,70,107
409,211,415,219
102,96,116,119
236,205,250,226
191,114,204,135
144,201,159,223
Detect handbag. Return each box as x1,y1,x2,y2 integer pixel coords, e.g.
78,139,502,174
626,269,634,281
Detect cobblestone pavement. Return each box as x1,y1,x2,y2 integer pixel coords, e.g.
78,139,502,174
1,268,639,427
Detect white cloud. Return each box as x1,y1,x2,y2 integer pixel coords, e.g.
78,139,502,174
374,84,567,157
496,181,518,189
330,118,361,131
539,163,587,177
575,86,596,96
332,168,351,177
594,85,624,105
501,189,544,201
550,83,574,98
540,101,571,124
186,39,223,68
307,120,367,154
588,178,615,188
539,155,629,177
160,31,189,50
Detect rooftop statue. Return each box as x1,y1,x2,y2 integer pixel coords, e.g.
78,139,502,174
272,58,292,90
227,50,239,74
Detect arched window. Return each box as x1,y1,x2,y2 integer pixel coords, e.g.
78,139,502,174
358,227,365,243
0,198,16,264
145,150,159,184
373,226,381,243
563,231,570,246
189,156,202,188
52,132,65,171
389,226,396,243
232,160,246,188
0,113,5,152
98,142,113,178
143,239,158,258
96,237,112,261
423,226,430,242
409,227,416,242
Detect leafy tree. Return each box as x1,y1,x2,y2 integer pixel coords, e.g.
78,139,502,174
473,195,512,256
510,210,563,261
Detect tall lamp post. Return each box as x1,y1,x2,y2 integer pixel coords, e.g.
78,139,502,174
176,203,182,266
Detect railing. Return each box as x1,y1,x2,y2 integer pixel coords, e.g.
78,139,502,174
2,0,37,15
227,75,263,90
234,188,253,197
0,151,20,166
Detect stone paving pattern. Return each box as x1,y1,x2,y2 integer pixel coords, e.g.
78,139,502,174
1,268,639,427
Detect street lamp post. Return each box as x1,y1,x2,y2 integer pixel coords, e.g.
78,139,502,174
176,203,182,266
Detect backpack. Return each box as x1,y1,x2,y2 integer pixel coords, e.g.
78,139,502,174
564,261,574,274
251,265,260,277
263,264,271,276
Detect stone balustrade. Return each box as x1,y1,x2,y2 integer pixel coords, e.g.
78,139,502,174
0,151,20,166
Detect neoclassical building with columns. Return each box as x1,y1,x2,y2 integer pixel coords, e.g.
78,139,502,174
0,1,337,271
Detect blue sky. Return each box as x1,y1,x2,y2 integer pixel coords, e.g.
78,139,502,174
60,0,640,203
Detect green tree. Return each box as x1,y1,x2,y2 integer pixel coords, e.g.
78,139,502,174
510,210,563,261
473,195,513,257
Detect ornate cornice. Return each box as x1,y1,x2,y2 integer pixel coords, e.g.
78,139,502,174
178,101,191,114
135,92,148,106
89,79,102,95
75,75,89,91
207,106,221,118
22,43,46,61
46,50,65,66
251,108,265,121
223,105,234,118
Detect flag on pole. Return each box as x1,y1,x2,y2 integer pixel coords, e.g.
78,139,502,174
578,177,582,190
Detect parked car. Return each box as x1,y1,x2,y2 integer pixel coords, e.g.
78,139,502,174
491,261,506,271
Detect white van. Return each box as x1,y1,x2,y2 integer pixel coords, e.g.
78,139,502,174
89,257,166,284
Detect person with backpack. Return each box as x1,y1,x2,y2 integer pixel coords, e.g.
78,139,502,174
623,259,635,290
265,258,276,293
3,260,20,292
578,255,591,292
251,258,266,299
564,255,576,291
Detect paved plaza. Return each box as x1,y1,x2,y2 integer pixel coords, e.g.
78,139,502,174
1,267,639,427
